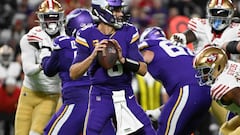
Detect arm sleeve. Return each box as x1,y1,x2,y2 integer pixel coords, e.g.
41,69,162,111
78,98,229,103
129,41,144,62
72,31,90,64
128,27,144,62
72,45,89,64
20,35,42,76
42,50,60,77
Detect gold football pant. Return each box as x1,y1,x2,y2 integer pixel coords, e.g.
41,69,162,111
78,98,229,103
220,115,240,135
15,86,60,135
209,100,230,125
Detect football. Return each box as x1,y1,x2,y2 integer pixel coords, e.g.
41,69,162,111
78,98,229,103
97,40,118,69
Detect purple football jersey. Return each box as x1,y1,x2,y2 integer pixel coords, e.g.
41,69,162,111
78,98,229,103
139,38,212,134
42,35,116,135
74,24,144,90
73,24,156,135
42,35,91,99
141,39,198,95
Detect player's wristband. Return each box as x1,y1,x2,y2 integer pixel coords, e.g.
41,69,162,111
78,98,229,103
42,46,52,52
123,58,140,72
226,41,239,54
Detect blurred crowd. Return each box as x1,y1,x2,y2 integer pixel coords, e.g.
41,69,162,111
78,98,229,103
0,0,207,55
0,0,206,84
2,0,240,64
0,0,240,135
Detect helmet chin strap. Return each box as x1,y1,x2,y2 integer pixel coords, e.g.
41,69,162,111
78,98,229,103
45,22,59,35
46,31,61,38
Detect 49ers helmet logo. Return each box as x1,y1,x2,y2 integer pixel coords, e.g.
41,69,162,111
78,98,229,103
206,53,218,63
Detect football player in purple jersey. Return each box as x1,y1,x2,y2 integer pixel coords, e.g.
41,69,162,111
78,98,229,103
138,26,212,135
40,8,115,135
69,0,156,135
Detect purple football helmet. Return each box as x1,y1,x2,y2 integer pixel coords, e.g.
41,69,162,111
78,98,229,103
92,0,125,29
65,8,93,36
139,27,166,42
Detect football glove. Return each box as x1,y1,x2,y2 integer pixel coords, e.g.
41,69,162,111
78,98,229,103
145,107,161,122
39,48,51,63
170,33,187,47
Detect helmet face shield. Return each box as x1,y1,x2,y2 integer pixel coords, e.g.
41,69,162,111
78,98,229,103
92,0,125,29
209,16,230,31
208,8,233,31
195,66,214,86
207,0,234,31
209,9,231,17
38,12,64,22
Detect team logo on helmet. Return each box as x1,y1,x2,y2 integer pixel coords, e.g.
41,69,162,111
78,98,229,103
206,53,218,63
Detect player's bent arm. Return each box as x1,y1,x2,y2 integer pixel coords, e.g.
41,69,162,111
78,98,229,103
222,41,240,54
111,39,146,75
41,56,58,77
119,57,146,76
141,50,154,64
20,36,42,76
137,62,147,76
70,55,94,80
183,29,197,44
170,30,196,45
70,43,106,80
221,87,240,106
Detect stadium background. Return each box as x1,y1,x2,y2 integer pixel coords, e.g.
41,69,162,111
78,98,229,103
0,0,240,134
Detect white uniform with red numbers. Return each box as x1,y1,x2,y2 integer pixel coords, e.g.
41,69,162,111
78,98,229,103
21,26,62,93
15,26,64,135
211,60,240,115
188,18,240,60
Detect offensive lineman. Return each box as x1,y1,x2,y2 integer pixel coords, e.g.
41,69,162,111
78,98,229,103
138,26,212,135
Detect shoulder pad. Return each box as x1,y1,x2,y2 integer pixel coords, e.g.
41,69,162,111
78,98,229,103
80,23,94,31
138,41,149,50
121,24,139,44
75,26,92,38
76,26,94,38
129,26,140,44
122,23,137,31
53,36,75,50
26,26,49,43
75,27,96,48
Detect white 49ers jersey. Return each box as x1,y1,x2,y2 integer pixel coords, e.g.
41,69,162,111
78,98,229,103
211,60,240,114
188,18,240,54
20,26,63,93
